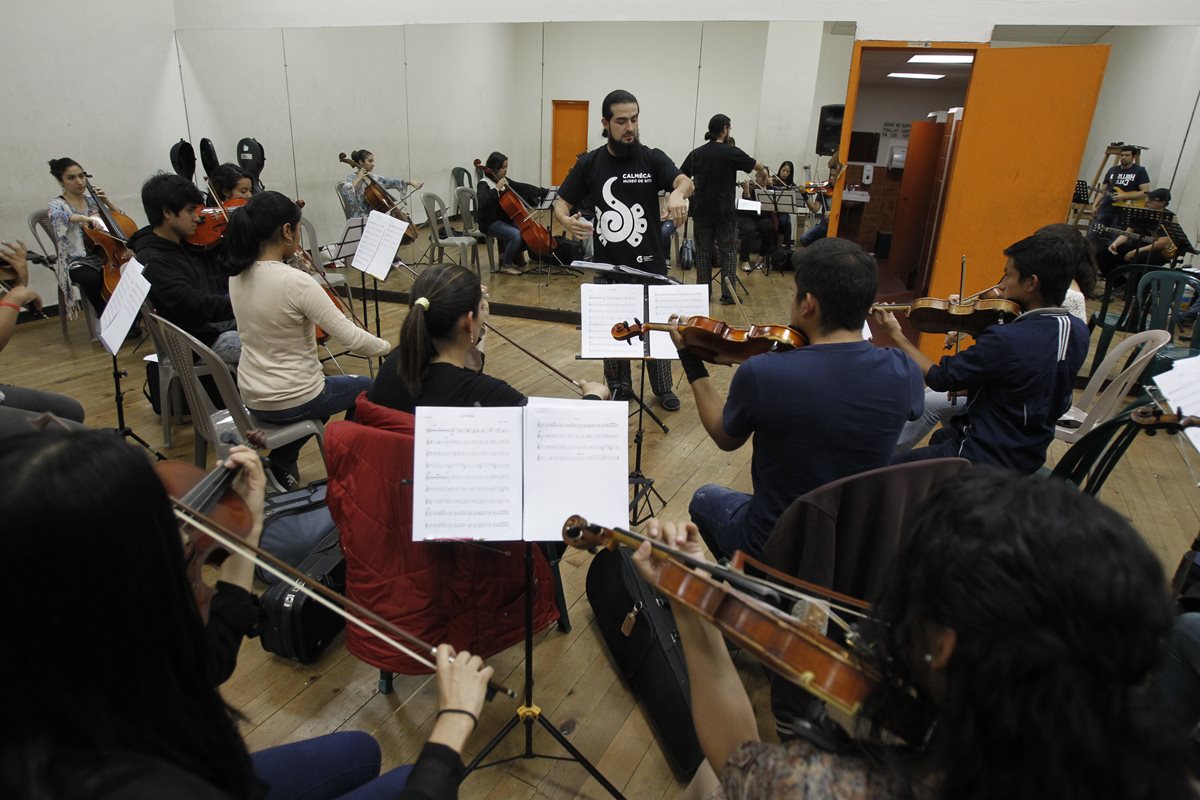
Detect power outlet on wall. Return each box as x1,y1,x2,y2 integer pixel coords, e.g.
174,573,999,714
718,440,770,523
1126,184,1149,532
862,164,874,185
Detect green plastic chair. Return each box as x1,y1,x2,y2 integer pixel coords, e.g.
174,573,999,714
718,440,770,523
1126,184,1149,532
1134,270,1200,380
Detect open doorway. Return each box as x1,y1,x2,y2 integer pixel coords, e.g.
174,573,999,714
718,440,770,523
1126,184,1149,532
834,47,974,296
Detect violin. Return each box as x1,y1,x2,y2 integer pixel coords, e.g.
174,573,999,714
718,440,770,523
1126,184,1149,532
561,516,932,732
475,158,556,258
288,247,373,349
338,153,419,244
82,175,138,301
612,315,807,365
186,196,248,249
155,431,266,622
873,294,1021,337
1131,406,1200,433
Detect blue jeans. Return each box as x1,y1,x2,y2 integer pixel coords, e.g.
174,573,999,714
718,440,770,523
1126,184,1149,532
798,217,827,247
689,483,755,560
487,219,524,267
894,387,968,454
252,731,414,799
250,374,373,477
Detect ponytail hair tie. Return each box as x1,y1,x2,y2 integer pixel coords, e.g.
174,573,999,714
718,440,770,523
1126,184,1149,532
414,296,430,310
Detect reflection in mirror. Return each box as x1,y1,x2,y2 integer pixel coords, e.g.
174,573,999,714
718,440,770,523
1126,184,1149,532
176,20,853,332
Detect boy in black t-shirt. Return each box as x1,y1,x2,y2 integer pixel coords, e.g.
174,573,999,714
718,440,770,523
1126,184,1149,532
681,114,767,303
1089,145,1150,245
554,89,695,410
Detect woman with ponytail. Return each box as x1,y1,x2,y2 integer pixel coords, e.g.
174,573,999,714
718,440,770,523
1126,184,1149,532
224,191,390,486
367,263,607,411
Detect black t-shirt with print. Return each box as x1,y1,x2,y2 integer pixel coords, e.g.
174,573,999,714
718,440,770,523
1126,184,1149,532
558,143,681,275
1098,163,1150,213
681,141,756,222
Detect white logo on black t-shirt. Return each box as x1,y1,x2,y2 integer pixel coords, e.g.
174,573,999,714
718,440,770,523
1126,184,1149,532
596,177,648,248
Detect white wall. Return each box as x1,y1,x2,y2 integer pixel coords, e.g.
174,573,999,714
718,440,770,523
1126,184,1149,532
171,0,1200,43
0,0,188,302
852,84,968,164
756,22,827,173
803,25,856,181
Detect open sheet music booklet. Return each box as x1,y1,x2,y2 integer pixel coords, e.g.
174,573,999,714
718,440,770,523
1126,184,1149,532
413,398,629,542
1153,355,1200,453
580,282,710,359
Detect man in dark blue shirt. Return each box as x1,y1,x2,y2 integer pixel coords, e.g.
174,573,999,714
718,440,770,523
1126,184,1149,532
1089,145,1150,247
672,238,925,560
876,232,1088,474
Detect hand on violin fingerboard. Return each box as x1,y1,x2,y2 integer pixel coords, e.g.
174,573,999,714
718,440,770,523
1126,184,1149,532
630,518,708,589
217,447,267,591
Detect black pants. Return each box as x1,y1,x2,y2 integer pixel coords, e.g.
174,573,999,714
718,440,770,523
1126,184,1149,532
737,216,776,261
694,218,738,299
68,258,106,316
593,274,674,396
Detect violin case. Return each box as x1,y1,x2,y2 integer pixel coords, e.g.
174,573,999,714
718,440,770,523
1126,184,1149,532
259,486,345,664
585,547,704,780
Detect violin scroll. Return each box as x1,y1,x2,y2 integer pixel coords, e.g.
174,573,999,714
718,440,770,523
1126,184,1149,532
1131,405,1200,435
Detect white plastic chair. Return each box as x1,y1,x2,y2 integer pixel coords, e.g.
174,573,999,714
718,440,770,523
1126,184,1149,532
1055,329,1171,444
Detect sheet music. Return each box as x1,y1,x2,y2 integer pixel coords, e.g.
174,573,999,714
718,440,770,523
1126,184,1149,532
324,216,365,261
1153,356,1200,452
569,260,678,284
521,398,629,540
737,197,762,213
98,258,151,355
413,407,523,541
353,210,408,280
647,285,711,359
580,283,646,359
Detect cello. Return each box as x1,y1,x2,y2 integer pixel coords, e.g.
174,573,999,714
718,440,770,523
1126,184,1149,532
474,158,557,258
338,152,419,244
82,175,138,300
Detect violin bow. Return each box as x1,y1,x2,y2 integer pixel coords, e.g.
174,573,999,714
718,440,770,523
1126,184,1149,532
172,501,517,699
484,322,583,395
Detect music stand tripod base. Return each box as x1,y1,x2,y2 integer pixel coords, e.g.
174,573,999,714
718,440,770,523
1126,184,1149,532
464,543,627,800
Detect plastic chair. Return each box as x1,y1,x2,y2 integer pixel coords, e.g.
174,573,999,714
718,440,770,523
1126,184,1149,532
28,208,97,340
1055,329,1170,444
454,186,495,274
420,192,478,277
140,304,213,449
1086,263,1154,378
450,166,473,215
150,314,324,480
1134,270,1200,380
1046,405,1147,497
334,180,352,218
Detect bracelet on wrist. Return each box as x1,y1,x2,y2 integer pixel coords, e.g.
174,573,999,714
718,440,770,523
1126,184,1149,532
436,708,479,729
0,301,23,312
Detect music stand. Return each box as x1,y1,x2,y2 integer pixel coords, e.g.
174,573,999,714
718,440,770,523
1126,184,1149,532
97,260,166,460
751,188,800,278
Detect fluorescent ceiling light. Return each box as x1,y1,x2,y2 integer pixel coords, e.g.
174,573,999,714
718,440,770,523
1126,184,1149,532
888,72,945,80
908,54,974,64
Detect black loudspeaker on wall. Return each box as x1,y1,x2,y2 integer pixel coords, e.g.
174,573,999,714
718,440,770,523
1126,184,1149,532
815,104,845,157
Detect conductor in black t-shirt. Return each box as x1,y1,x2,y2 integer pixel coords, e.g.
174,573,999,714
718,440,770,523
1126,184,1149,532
681,114,768,305
553,89,695,411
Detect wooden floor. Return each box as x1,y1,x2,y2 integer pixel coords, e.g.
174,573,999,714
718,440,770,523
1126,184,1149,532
6,273,1199,799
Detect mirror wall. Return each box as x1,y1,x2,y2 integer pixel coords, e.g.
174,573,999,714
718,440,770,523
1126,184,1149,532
175,21,835,318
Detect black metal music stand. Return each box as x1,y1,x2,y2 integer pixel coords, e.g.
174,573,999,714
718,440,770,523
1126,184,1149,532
628,355,667,523
464,541,626,799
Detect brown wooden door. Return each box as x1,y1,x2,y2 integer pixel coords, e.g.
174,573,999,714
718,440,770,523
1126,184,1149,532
551,100,589,185
918,44,1110,359
890,120,944,288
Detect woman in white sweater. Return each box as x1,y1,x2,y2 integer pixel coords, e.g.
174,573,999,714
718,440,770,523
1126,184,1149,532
224,191,390,486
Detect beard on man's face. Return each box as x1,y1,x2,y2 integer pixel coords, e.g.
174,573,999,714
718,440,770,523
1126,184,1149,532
607,134,640,158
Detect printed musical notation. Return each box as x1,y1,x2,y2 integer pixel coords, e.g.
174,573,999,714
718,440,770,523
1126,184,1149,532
580,283,644,359
412,401,629,542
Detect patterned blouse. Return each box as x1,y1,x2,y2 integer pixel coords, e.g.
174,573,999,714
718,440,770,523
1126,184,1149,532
713,740,933,800
47,194,100,311
338,171,409,219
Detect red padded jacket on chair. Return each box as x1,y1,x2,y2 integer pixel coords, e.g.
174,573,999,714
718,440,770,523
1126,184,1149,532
324,393,559,673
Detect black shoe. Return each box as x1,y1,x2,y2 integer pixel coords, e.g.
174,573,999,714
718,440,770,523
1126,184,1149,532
657,391,681,411
719,295,735,306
